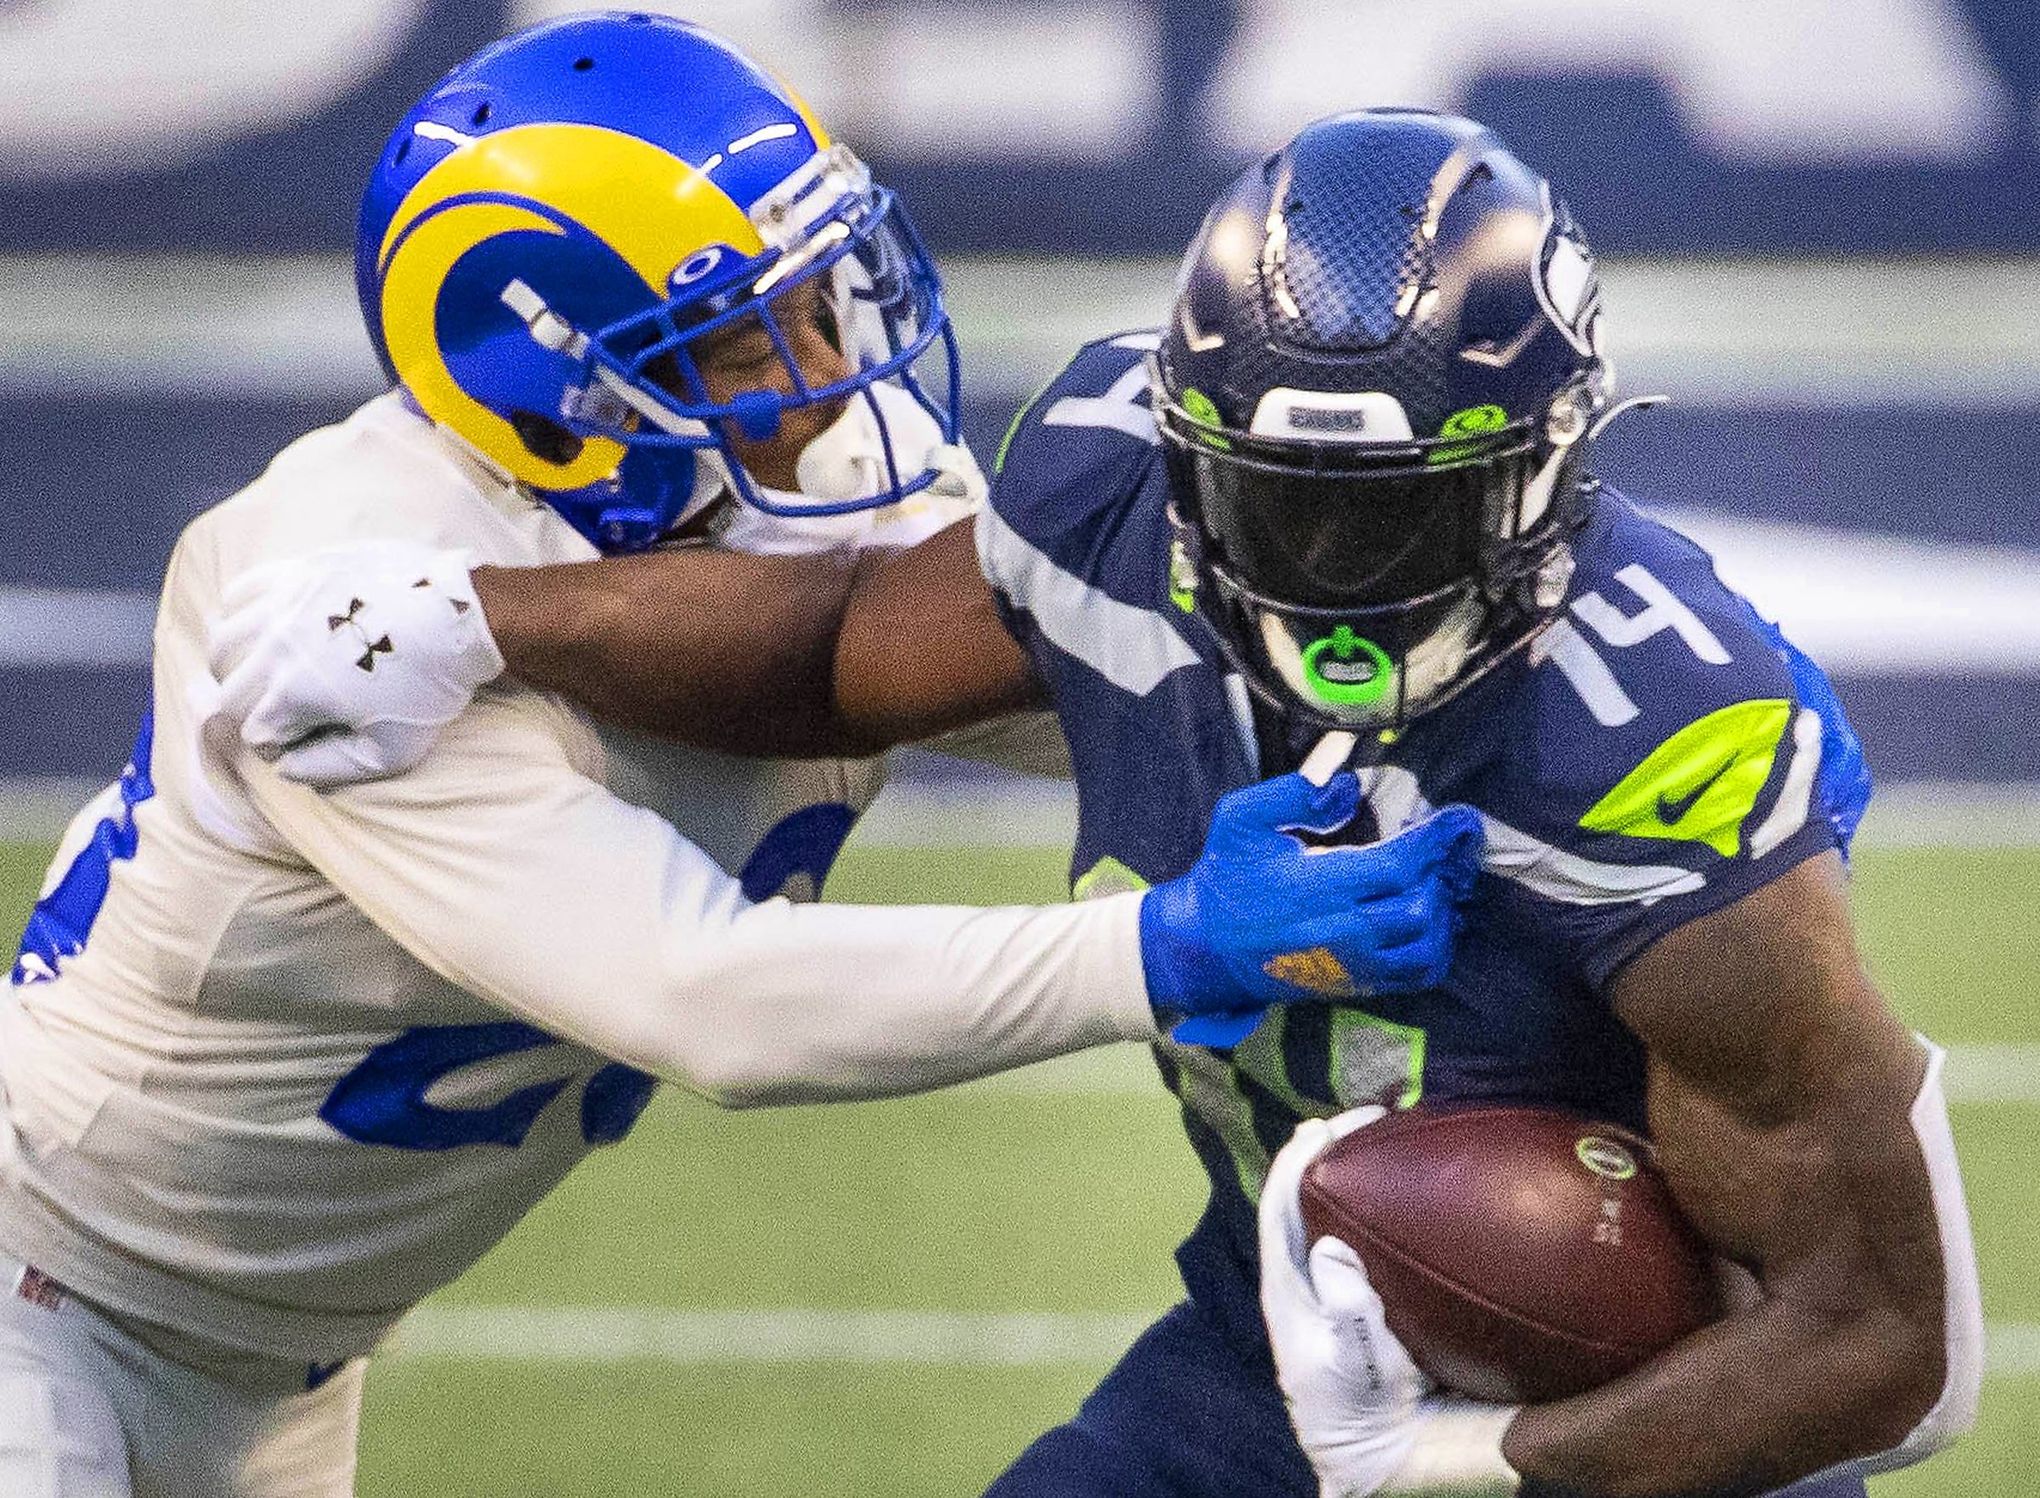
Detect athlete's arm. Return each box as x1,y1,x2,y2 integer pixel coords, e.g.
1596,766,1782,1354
473,518,1040,757
235,687,1141,1107
232,684,1482,1108
1500,851,1979,1494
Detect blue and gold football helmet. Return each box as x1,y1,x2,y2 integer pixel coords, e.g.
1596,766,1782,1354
1156,110,1614,735
357,11,959,551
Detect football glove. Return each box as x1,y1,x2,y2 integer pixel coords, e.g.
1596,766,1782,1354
206,542,502,788
1141,776,1483,1044
1260,1108,1523,1497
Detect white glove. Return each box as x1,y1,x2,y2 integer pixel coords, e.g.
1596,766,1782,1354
1260,1108,1524,1498
205,541,505,788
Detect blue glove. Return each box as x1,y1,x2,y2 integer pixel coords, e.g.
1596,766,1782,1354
1138,771,1486,1047
1753,613,1873,857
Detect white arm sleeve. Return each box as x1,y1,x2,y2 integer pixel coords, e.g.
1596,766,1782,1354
239,689,1157,1107
1857,1038,1985,1472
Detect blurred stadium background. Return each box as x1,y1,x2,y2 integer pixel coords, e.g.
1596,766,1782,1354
2,0,2037,1492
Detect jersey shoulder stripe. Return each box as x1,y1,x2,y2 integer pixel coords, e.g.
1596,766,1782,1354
984,330,1162,589
1461,490,1840,986
978,329,1200,698
1503,491,1821,843
975,504,1199,698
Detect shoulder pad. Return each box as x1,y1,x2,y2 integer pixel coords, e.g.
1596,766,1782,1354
1505,496,1824,870
991,332,1162,532
980,331,1170,612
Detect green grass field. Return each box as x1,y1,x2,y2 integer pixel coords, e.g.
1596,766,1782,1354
1,837,2035,1495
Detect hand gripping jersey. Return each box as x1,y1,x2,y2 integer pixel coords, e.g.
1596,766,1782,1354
981,335,1839,1323
0,394,1146,1364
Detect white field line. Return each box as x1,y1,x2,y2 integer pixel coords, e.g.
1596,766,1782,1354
1937,1044,2040,1106
382,1304,2040,1378
386,1306,1150,1368
976,1042,2040,1106
6,254,2040,409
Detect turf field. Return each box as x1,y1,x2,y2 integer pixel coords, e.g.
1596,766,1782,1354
1,835,2035,1495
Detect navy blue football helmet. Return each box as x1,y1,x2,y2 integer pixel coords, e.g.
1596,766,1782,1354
1156,109,1611,735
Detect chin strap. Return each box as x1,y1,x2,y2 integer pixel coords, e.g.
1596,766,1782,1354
1169,507,1567,752
1588,392,1669,443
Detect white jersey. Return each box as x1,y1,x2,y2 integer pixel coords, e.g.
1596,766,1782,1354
0,394,1151,1363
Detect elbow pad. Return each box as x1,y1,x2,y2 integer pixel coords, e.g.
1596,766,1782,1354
1858,1039,1984,1472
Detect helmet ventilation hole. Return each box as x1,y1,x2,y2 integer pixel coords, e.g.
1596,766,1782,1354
573,56,595,72
394,139,411,165
508,410,583,466
471,102,493,127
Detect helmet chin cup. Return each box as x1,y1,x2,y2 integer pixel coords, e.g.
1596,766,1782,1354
788,382,985,513
1266,617,1396,722
1257,599,1483,728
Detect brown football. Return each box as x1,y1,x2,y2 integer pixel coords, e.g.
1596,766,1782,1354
1298,1104,1721,1403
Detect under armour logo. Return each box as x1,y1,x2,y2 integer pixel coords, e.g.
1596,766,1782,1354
411,577,473,616
327,597,394,673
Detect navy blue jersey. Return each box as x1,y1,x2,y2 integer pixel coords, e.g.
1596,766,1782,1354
980,332,1839,1315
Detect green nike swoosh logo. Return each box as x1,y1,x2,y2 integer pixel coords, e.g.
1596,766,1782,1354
1580,699,1794,856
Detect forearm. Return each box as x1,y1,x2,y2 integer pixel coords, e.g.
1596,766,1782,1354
1503,1042,1956,1496
472,549,871,755
1502,1295,1936,1496
653,891,1156,1106
471,523,1044,756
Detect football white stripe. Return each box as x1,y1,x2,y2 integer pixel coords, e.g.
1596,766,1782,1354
380,1305,2040,1378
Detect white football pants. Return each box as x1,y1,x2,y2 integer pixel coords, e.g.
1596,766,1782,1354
0,1253,364,1498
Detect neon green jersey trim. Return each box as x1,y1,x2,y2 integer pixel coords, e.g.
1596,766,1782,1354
993,375,1062,476
1072,855,1150,901
1331,1009,1426,1111
1578,699,1794,857
1161,1006,1427,1205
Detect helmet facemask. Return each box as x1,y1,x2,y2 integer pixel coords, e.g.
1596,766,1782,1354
1159,373,1596,737
499,144,965,545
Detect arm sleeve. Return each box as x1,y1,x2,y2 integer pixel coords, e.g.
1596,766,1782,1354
238,688,1156,1107
1857,1039,1985,1474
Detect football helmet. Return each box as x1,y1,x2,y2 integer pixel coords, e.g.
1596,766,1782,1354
1155,110,1611,736
357,12,961,552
